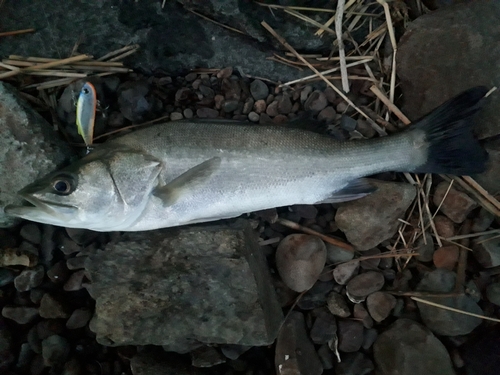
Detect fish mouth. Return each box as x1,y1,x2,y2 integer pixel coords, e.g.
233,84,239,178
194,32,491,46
5,193,77,220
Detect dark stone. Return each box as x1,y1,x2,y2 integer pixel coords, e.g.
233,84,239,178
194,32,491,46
461,325,500,375
85,222,283,350
41,335,70,367
130,349,206,375
337,320,364,352
310,309,337,344
14,265,45,292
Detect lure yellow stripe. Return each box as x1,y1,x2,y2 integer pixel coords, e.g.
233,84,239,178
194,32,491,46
75,82,97,147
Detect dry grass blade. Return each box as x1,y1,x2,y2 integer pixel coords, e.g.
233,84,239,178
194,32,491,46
0,28,35,38
462,176,500,212
186,8,247,35
255,2,336,13
445,229,500,241
284,8,335,35
411,296,500,323
97,44,139,61
377,0,397,103
455,220,471,292
275,218,355,252
369,85,411,124
0,54,92,79
335,0,350,93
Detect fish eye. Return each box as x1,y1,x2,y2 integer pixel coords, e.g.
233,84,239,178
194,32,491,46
52,177,74,195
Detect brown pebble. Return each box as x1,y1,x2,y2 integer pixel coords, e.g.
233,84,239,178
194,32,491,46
356,119,376,138
63,270,86,292
217,67,233,79
346,271,385,302
277,94,293,114
338,320,364,352
253,99,267,114
196,107,219,119
266,101,279,117
47,261,70,285
327,291,351,317
318,106,337,123
222,78,241,100
259,113,273,125
336,102,349,113
273,114,288,124
304,90,327,112
433,245,459,270
333,261,359,285
266,94,274,105
300,86,313,104
433,181,477,223
66,256,87,270
324,87,336,103
434,215,455,238
366,292,397,322
242,98,255,115
214,94,224,110
353,303,373,329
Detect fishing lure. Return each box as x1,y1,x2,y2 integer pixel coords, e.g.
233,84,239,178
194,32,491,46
75,82,97,147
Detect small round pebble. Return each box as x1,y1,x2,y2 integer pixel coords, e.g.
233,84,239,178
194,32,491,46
222,99,239,113
433,245,459,270
250,79,269,100
248,111,260,122
318,106,337,123
327,291,351,317
20,223,42,244
196,108,219,119
185,72,198,82
183,108,194,119
277,94,293,114
253,99,267,114
346,271,385,303
434,215,455,238
333,261,359,285
170,112,183,121
266,101,279,117
304,90,327,112
366,292,397,322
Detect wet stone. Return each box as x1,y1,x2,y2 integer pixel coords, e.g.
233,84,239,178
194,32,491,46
277,94,292,114
366,292,397,322
47,260,70,284
66,256,87,270
336,352,374,375
0,268,15,287
42,335,70,367
66,308,92,330
317,106,337,123
310,309,337,344
433,245,459,271
39,294,70,319
433,181,477,223
333,261,359,285
434,215,455,238
20,223,42,245
346,271,385,303
266,101,279,117
16,342,33,371
196,107,219,119
353,303,373,329
190,346,226,368
337,320,364,352
356,119,376,138
1,306,39,324
169,112,183,121
14,265,44,292
63,270,86,292
326,292,350,318
250,79,269,101
416,232,435,262
304,90,327,112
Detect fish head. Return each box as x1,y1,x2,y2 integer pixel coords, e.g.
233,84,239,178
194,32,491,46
5,148,163,231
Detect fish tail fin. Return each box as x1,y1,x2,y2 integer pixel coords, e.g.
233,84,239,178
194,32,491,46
411,86,489,175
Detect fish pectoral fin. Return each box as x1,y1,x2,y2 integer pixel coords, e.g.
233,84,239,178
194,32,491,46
315,179,377,204
154,156,222,206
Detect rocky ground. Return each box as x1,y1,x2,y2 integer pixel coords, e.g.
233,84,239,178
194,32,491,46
1,1,500,375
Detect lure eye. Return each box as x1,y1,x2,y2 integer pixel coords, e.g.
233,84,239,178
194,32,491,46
52,179,73,195
82,87,90,95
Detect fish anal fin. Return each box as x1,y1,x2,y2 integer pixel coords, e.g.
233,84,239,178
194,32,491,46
154,157,221,206
315,179,377,204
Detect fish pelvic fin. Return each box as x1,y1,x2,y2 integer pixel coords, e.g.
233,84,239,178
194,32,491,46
411,86,489,175
315,178,377,204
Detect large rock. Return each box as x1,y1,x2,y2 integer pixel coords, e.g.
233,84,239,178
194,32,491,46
0,0,309,83
85,221,283,352
373,319,455,375
416,269,482,336
397,0,500,139
0,82,73,227
335,181,416,250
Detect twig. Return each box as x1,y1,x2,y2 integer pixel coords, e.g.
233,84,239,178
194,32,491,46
284,9,335,35
0,54,92,79
411,296,500,323
462,176,500,212
275,218,354,252
377,0,397,103
389,291,462,298
369,85,411,124
335,0,349,93
97,44,139,61
0,28,35,37
444,229,500,242
455,220,471,292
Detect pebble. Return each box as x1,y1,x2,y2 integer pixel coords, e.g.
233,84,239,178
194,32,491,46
433,181,477,223
276,234,327,292
0,269,15,287
277,94,292,114
248,111,259,122
217,67,233,79
336,352,374,375
0,242,38,267
433,215,455,238
0,320,14,368
170,112,183,121
416,269,482,335
317,106,337,123
221,99,238,113
175,87,191,102
472,234,500,267
42,335,70,367
373,319,455,375
366,292,397,322
326,243,355,264
356,119,376,138
266,100,279,117
66,256,87,270
37,320,65,340
117,80,154,122
190,346,226,368
30,289,45,304
291,204,318,219
253,99,267,114
20,223,42,244
56,233,80,255
324,87,336,103
196,108,219,119
472,208,495,232
242,98,254,115
222,78,241,100
326,292,351,317
183,108,194,119
275,311,323,375
214,94,224,109
304,90,327,112
346,271,385,303
220,344,251,360
340,115,357,132
65,228,98,246
333,260,359,285
353,303,373,329
273,114,288,124
300,85,313,104
337,320,364,352
336,102,349,113
27,326,41,354
63,270,86,292
14,265,45,292
39,294,70,319
317,345,334,370
185,72,197,82
360,248,381,270
362,328,378,350
433,245,459,270
66,308,92,330
259,113,273,125
16,342,33,371
310,309,337,344
486,282,500,306
1,306,39,324
297,280,335,310
250,79,269,100
199,85,215,99
416,232,435,262
335,180,416,250
47,260,70,284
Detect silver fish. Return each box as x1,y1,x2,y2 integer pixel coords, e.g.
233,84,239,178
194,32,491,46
5,87,489,232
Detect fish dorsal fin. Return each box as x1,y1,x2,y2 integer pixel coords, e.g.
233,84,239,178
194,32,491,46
154,157,221,206
316,178,377,204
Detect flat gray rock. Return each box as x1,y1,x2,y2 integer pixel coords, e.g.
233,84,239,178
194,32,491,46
373,319,455,375
335,181,416,250
397,0,500,139
85,221,283,351
0,82,73,227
